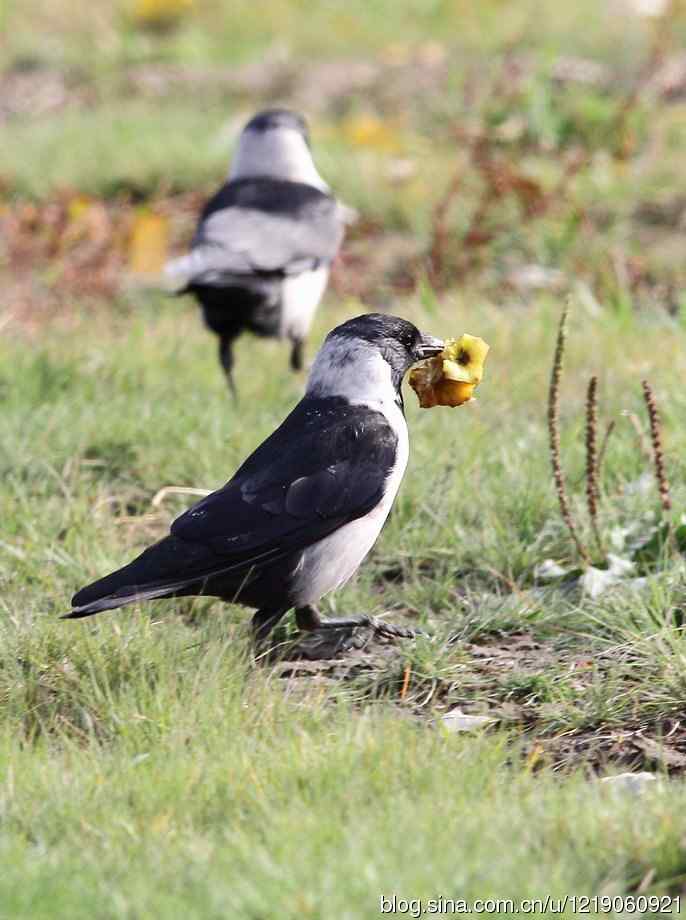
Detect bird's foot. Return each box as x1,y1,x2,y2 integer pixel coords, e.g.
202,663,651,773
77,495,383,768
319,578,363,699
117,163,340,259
295,606,425,642
367,617,427,640
251,605,426,665
288,609,427,661
290,626,370,659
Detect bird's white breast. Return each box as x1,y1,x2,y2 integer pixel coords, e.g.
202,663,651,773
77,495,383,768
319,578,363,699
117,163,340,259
290,397,409,607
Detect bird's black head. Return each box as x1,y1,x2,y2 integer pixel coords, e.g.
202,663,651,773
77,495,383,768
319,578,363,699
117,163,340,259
335,313,444,378
308,313,444,403
244,109,310,144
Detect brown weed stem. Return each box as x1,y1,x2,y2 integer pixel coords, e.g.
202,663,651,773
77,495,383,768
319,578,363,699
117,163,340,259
641,380,671,513
585,376,603,557
547,306,589,562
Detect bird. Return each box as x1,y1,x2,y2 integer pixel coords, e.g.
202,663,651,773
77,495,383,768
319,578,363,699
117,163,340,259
165,108,349,395
65,313,445,646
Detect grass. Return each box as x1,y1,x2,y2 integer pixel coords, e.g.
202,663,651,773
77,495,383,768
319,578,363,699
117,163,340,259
3,0,686,914
4,697,686,918
4,0,665,77
3,296,686,914
0,101,233,199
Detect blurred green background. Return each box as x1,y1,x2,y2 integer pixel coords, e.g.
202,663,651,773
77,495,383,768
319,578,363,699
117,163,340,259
3,0,686,322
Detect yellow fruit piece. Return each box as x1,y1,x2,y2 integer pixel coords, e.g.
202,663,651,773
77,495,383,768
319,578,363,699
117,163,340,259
409,333,489,409
441,334,490,385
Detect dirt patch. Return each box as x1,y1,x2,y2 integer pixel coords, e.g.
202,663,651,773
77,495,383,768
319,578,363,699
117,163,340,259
268,626,686,775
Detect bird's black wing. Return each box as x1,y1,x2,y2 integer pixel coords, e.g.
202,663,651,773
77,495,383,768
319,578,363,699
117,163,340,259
68,398,397,616
171,396,396,554
171,178,345,289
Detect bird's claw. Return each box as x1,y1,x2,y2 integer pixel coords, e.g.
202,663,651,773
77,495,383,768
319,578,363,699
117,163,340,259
366,617,427,640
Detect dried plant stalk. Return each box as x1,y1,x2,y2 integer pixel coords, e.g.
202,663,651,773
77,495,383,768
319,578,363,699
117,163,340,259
597,420,615,478
641,380,671,512
399,664,411,701
547,306,589,562
624,411,652,461
585,376,603,556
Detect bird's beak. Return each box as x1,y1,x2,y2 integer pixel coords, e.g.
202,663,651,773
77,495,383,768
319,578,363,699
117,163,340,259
416,333,444,359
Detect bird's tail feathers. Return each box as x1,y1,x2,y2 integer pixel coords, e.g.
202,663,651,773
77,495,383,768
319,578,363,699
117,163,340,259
64,535,205,619
64,536,291,621
63,582,187,619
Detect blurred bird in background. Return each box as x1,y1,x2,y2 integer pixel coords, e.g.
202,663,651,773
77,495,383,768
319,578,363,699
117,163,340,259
165,109,350,395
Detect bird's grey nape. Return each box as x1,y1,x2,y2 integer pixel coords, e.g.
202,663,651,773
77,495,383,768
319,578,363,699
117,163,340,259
228,109,326,189
313,313,433,395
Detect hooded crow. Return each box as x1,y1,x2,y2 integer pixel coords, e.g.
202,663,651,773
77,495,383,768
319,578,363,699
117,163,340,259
66,313,444,643
165,109,348,395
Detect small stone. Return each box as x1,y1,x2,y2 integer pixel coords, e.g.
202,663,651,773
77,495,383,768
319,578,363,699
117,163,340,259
600,773,658,795
439,709,495,733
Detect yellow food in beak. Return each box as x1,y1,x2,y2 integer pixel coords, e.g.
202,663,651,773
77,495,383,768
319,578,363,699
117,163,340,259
409,334,490,408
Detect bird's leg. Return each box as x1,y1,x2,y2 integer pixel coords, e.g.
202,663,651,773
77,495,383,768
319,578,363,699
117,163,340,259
251,606,290,645
218,335,237,400
295,605,423,640
290,338,304,372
